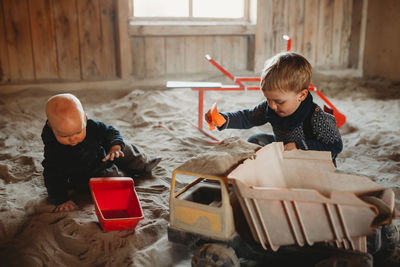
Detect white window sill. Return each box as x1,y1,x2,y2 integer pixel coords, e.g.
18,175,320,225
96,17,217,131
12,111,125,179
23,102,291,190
129,20,256,36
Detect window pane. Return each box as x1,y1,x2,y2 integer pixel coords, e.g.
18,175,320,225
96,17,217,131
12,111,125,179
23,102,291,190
193,0,244,18
134,0,189,17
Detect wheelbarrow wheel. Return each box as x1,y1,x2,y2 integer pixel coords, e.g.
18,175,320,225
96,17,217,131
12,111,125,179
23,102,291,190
191,243,240,267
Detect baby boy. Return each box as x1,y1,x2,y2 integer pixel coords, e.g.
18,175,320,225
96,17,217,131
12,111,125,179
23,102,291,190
41,93,160,212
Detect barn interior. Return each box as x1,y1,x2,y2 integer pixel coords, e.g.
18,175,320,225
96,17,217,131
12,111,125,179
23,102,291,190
0,0,399,266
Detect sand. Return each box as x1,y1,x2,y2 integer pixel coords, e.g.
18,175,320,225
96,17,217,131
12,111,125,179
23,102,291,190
0,74,399,266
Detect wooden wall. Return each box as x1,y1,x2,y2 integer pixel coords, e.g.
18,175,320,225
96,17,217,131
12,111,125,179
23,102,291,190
255,0,354,70
0,0,121,84
130,35,250,78
0,0,374,85
130,0,356,79
363,0,400,82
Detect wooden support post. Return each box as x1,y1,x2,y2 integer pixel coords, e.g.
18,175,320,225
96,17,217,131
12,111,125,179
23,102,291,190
116,0,132,79
198,89,204,129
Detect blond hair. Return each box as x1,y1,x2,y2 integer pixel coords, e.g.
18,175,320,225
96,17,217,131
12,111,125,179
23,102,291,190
260,52,312,93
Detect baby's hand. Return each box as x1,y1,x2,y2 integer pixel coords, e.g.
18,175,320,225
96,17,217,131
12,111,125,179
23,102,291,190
205,110,212,123
103,145,124,162
55,200,78,212
284,142,297,151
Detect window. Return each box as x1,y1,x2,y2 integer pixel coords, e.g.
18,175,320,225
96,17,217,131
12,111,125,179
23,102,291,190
133,0,249,21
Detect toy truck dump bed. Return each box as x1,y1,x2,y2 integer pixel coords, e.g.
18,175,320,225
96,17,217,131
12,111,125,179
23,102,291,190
228,142,396,253
168,139,398,266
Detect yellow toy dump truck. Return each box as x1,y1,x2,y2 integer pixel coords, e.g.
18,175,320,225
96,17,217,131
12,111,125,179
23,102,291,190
168,141,398,266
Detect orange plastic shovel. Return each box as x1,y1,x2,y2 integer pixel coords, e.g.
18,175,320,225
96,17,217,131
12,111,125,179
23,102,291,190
208,101,226,131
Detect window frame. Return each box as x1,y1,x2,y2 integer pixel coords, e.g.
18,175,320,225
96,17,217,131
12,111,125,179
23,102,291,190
129,0,256,37
131,0,251,23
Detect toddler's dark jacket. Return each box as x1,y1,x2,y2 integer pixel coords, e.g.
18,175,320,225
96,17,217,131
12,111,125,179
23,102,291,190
41,119,125,205
218,92,343,163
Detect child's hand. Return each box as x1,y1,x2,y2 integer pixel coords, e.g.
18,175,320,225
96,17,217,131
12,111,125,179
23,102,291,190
55,200,78,212
205,110,212,123
103,145,124,162
205,102,226,131
284,142,297,151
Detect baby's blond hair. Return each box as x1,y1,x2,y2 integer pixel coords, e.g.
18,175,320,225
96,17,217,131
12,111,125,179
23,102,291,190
260,52,312,93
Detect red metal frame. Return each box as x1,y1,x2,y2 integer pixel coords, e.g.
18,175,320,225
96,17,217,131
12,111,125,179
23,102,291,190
188,35,295,131
168,35,346,144
201,35,346,128
192,86,259,129
283,34,292,51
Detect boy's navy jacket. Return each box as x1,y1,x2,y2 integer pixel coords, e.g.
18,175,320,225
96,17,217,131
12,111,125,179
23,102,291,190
218,92,343,162
41,119,125,205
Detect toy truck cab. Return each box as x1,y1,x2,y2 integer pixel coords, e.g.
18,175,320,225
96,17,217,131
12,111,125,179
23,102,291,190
168,169,235,243
168,168,247,266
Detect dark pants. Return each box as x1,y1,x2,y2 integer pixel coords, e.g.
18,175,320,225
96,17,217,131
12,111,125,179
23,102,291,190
95,143,149,178
69,143,149,195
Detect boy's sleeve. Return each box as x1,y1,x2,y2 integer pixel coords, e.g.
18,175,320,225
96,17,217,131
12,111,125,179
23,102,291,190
297,110,343,159
91,120,125,151
218,101,269,130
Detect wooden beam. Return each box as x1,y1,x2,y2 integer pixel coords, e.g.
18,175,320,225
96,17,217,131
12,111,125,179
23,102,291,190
288,0,305,53
116,0,132,79
77,0,103,80
99,0,118,78
129,24,256,36
303,0,319,65
130,37,145,78
144,37,165,76
316,0,335,66
0,0,10,83
53,0,81,80
29,0,58,80
3,0,35,81
357,0,368,73
254,0,273,71
165,37,185,74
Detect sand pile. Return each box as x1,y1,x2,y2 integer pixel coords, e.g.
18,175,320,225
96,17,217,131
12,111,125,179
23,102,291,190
0,75,399,266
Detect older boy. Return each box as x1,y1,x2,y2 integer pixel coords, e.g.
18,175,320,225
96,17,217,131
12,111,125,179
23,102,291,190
206,52,343,164
42,93,161,212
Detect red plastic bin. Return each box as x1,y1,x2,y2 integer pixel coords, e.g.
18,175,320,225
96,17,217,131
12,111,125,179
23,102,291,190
89,177,144,231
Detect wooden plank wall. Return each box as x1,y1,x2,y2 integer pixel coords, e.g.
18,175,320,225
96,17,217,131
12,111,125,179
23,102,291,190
0,0,119,84
131,0,355,78
256,0,353,70
363,0,400,82
131,35,249,78
0,0,357,84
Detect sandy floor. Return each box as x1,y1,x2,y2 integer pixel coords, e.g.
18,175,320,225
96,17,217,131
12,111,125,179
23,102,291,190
0,74,399,266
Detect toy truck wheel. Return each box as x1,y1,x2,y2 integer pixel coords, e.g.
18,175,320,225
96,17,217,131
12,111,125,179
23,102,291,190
368,224,399,255
373,224,400,262
315,252,373,267
191,243,240,267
